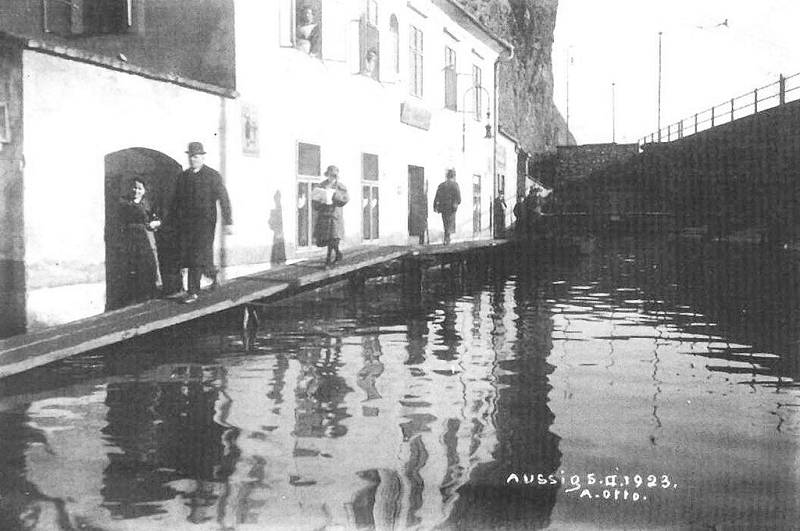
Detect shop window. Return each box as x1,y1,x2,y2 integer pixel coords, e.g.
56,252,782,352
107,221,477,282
444,46,457,110
472,64,483,120
409,25,424,97
362,153,379,241
44,0,132,36
297,142,321,248
389,15,399,75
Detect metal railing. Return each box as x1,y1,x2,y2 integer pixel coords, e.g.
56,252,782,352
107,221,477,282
639,72,800,146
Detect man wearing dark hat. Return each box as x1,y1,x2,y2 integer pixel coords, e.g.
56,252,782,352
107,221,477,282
433,168,461,244
170,141,233,303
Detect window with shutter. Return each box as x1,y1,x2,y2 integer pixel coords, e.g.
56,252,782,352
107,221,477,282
389,15,399,75
472,64,483,120
444,46,457,110
44,0,132,36
409,25,424,97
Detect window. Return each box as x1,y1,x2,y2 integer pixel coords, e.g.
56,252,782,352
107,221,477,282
389,15,399,75
362,153,379,241
288,0,323,57
44,0,132,35
444,46,457,110
409,25,424,97
0,103,9,143
297,142,321,248
360,0,380,79
366,0,378,26
472,65,483,120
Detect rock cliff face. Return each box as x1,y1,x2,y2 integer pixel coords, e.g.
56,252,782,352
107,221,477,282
455,0,573,153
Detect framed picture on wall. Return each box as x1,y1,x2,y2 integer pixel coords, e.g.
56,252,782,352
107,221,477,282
242,103,259,156
0,103,9,143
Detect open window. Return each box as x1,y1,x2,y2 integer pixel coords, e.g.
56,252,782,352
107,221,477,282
44,0,133,36
283,0,322,57
359,0,380,79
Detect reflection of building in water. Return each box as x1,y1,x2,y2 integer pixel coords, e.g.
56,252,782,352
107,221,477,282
343,295,502,528
293,337,352,438
357,336,385,413
0,363,237,529
0,405,76,530
101,369,238,521
446,277,561,529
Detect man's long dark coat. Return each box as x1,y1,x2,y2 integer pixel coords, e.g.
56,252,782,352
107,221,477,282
171,165,232,270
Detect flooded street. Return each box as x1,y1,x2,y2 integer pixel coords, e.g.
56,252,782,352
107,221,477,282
1,237,799,530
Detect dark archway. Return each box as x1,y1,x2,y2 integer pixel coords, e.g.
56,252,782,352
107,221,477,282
105,148,182,310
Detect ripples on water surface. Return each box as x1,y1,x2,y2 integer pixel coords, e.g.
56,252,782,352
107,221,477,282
0,238,798,530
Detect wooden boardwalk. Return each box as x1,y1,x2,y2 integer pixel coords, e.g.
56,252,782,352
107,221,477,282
0,239,511,378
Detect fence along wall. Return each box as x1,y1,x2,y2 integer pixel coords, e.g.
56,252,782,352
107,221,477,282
637,99,800,240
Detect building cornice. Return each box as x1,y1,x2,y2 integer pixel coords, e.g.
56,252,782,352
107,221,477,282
439,0,513,54
0,31,237,99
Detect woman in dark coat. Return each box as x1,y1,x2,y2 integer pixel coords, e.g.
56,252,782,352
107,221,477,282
118,178,161,306
313,165,349,266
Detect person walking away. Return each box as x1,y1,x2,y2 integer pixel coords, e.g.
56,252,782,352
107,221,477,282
313,165,349,267
171,142,233,303
117,178,161,307
433,168,461,244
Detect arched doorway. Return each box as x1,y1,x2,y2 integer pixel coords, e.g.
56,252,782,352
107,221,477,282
105,148,182,310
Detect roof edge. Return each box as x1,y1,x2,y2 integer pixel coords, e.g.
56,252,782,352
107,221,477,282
0,31,237,99
442,0,513,54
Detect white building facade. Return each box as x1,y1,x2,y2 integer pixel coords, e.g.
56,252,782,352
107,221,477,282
2,0,512,329
228,0,513,263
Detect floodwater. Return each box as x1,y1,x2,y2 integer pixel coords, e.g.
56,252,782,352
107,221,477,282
0,237,798,530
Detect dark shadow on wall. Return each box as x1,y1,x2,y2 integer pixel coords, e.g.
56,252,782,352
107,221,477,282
269,190,286,264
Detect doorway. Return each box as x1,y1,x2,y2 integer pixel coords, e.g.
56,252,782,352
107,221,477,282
408,165,427,243
104,148,182,310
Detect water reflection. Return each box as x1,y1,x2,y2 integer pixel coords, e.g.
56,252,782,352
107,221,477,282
0,237,798,529
101,366,237,521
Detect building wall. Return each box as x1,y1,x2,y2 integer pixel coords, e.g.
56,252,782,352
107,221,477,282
227,0,501,257
12,0,506,329
0,0,235,89
0,40,24,336
495,133,519,231
22,49,223,327
552,143,639,183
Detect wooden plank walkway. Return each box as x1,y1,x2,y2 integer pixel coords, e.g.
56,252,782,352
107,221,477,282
0,239,510,379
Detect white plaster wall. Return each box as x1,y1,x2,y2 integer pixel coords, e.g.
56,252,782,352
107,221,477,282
497,133,520,229
22,50,223,323
232,0,501,254
18,0,504,327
